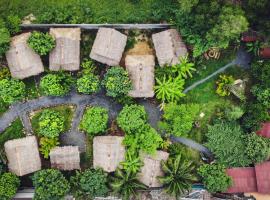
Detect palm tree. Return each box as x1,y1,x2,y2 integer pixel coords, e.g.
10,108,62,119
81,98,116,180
172,55,196,79
158,154,197,197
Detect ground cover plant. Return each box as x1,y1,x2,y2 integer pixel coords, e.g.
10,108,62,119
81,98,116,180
0,172,20,200
0,78,25,104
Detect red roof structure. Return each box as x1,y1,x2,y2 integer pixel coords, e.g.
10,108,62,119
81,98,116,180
260,48,270,59
226,167,257,193
241,31,257,42
226,161,270,194
257,122,270,138
255,162,270,193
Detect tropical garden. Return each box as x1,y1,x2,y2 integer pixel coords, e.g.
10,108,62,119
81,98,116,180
0,0,270,199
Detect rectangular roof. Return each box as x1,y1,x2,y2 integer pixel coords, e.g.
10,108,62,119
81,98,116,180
255,161,270,193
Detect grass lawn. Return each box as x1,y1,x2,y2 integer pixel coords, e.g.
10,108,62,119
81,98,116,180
24,77,40,100
30,105,75,135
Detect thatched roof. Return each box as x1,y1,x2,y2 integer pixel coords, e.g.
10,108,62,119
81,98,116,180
152,29,187,66
6,32,44,79
93,136,125,172
125,55,155,98
4,136,41,176
138,151,169,187
90,28,127,66
49,28,81,71
50,146,80,170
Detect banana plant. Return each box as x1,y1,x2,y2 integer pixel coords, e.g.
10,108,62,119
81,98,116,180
172,55,196,79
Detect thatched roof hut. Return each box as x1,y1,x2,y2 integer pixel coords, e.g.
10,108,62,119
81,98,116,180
49,28,81,71
4,136,41,176
50,146,80,170
90,28,127,66
5,32,44,79
139,151,169,187
93,136,125,172
152,29,187,66
125,55,155,98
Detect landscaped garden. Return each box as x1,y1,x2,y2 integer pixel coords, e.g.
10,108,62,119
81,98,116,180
0,1,270,200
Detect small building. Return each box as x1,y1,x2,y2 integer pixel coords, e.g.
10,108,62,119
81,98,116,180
49,28,81,71
93,136,125,172
257,122,270,138
139,151,169,187
4,136,41,176
125,55,155,98
90,28,127,66
50,146,80,170
152,29,187,66
5,32,44,79
255,161,270,193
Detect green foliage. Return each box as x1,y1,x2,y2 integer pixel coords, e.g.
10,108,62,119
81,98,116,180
32,169,70,200
37,109,65,138
206,122,251,167
39,137,59,159
27,31,55,55
246,41,261,56
110,168,146,200
246,133,270,164
154,76,185,103
158,103,200,137
80,106,108,136
198,164,232,193
80,59,96,75
102,66,132,98
5,15,21,35
224,105,244,121
0,78,25,104
0,67,10,80
40,72,74,96
159,154,197,197
251,60,270,87
0,172,20,200
120,152,142,174
251,85,270,108
0,19,10,57
70,168,109,199
77,73,101,94
216,74,235,97
172,55,196,79
116,104,147,134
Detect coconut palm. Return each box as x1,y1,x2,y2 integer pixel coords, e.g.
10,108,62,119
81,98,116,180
158,154,197,197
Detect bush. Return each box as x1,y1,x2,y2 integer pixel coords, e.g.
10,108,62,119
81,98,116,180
251,85,270,108
0,67,11,80
37,109,65,138
32,169,70,200
251,60,270,87
80,59,96,75
70,168,108,199
206,122,251,167
0,172,20,200
224,105,244,121
27,31,55,55
0,78,25,104
216,75,235,97
198,164,232,193
5,15,21,35
159,154,197,197
77,74,100,94
102,66,132,98
246,133,270,164
0,19,10,57
80,107,108,136
117,104,147,134
154,75,185,103
40,72,74,96
158,103,200,137
39,137,59,159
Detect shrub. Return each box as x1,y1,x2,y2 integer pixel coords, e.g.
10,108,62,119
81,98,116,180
120,152,142,175
0,172,20,200
251,85,270,107
70,168,108,199
32,169,70,200
39,137,59,159
117,104,147,134
206,122,251,167
158,103,200,137
159,154,197,197
224,105,244,121
5,15,21,35
216,75,235,97
81,59,96,75
0,20,10,57
0,78,25,104
171,55,196,79
154,75,185,103
110,168,146,200
246,133,270,164
37,109,65,138
80,106,108,136
40,72,74,96
0,67,11,80
102,66,132,98
27,31,55,55
198,164,232,193
251,60,270,86
77,74,100,94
